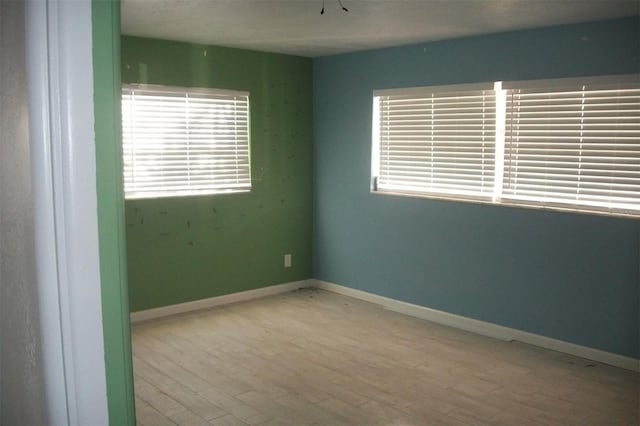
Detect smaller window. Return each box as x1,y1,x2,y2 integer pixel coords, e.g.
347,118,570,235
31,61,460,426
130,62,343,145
122,84,251,199
502,79,640,215
372,83,498,201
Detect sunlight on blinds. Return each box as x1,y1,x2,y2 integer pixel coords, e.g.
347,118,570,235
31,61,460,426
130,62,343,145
122,85,250,199
503,84,640,214
372,76,640,217
374,86,496,200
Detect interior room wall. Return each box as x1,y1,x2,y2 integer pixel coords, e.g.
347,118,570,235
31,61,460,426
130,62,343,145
122,36,313,312
0,0,47,422
94,1,135,421
313,17,640,358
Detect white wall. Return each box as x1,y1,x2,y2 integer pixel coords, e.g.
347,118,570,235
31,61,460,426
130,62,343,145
0,0,110,423
0,0,48,423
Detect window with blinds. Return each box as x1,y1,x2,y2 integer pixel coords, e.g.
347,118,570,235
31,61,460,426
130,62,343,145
122,85,250,199
373,84,497,200
502,81,640,215
371,76,640,217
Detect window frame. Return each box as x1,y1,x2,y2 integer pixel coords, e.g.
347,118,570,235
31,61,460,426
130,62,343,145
371,74,640,219
372,82,499,203
121,83,251,200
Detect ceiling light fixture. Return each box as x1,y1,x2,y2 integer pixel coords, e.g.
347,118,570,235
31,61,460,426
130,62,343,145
320,0,349,15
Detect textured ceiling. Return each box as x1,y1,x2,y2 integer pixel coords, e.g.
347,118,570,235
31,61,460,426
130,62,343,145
121,0,640,57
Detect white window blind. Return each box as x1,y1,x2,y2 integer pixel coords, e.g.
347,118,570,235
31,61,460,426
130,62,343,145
503,82,640,214
371,76,640,217
122,85,250,199
374,86,496,199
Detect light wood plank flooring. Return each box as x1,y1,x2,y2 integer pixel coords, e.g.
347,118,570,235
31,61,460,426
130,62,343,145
132,288,639,425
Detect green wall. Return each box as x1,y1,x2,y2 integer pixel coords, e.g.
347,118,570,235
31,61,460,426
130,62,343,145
94,1,135,424
122,36,313,312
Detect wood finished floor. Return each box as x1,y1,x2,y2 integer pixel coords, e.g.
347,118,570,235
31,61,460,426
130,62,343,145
132,288,639,425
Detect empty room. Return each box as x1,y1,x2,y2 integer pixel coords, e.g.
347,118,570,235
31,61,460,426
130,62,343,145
3,0,638,424
117,1,639,424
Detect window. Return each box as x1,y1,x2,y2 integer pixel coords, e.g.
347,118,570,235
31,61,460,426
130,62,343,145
502,79,640,213
373,83,497,200
372,75,640,217
122,84,250,199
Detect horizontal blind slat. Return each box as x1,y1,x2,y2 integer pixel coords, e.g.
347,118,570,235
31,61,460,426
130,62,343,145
122,85,251,199
503,83,640,211
377,89,496,198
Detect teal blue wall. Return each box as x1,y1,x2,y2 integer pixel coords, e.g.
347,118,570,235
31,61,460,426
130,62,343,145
313,17,640,358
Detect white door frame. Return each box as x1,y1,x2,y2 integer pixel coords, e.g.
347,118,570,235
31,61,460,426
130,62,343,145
25,0,109,423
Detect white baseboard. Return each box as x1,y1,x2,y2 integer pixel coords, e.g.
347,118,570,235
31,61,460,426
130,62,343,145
314,280,640,372
130,279,314,323
129,277,638,372
315,280,516,341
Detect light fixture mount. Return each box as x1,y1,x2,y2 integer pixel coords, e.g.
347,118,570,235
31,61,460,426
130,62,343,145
321,0,349,15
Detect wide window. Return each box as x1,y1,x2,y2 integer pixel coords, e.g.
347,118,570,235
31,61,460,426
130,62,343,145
372,75,640,217
122,85,250,199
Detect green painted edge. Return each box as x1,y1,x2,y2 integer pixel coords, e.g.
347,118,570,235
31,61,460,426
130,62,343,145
92,0,136,424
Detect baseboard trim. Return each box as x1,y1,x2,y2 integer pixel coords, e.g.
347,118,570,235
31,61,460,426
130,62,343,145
130,279,314,324
129,278,638,371
314,280,640,372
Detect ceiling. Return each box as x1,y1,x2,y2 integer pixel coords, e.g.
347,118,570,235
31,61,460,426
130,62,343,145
121,0,640,57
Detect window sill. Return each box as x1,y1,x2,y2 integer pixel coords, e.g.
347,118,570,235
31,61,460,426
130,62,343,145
370,190,639,220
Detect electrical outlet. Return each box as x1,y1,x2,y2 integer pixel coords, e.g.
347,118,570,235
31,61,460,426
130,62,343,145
284,254,292,268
